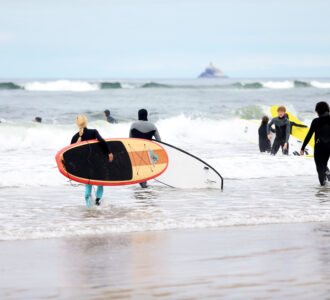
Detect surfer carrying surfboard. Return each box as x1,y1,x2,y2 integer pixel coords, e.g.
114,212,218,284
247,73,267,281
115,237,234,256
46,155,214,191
300,101,330,186
71,115,114,207
129,109,161,188
267,106,290,155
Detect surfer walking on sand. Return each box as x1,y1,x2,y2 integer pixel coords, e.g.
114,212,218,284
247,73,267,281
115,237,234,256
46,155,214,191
129,109,161,188
71,115,114,207
300,101,330,186
267,106,290,155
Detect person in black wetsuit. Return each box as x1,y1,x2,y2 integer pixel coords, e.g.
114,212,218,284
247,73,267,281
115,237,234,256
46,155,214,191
300,102,330,186
259,116,272,152
71,115,114,206
129,109,161,188
267,106,290,155
284,113,308,134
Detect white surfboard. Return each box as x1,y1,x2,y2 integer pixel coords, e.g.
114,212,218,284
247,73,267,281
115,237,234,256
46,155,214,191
153,140,223,189
239,119,314,156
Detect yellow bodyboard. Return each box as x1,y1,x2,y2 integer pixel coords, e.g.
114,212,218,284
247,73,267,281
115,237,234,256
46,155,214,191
270,106,314,149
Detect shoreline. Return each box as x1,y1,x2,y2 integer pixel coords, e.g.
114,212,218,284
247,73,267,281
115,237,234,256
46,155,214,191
2,222,330,299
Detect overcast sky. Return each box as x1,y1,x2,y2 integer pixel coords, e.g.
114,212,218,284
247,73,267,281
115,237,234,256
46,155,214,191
1,0,330,78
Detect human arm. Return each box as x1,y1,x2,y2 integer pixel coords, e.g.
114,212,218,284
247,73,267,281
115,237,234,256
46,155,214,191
301,119,316,151
153,127,161,141
285,119,291,143
267,119,274,139
95,130,113,161
291,121,307,128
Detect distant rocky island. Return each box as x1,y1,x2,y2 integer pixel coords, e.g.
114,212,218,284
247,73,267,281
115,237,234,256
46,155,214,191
198,63,227,78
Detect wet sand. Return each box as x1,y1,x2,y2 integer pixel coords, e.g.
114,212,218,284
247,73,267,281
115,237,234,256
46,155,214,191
2,222,330,299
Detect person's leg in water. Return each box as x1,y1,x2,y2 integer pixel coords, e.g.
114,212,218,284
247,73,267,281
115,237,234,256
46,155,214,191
85,184,93,207
314,143,329,186
271,138,281,155
95,186,104,205
139,181,148,188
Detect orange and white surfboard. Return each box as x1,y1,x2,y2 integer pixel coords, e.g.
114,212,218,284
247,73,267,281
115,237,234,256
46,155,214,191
55,138,168,186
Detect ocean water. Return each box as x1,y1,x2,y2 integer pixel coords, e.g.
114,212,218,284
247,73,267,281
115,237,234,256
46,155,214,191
0,78,329,241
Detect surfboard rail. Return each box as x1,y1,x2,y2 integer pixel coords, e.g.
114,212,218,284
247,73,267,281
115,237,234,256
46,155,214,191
153,140,224,190
55,138,169,186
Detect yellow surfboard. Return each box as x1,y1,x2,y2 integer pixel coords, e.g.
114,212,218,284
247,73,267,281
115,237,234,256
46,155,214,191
270,105,314,149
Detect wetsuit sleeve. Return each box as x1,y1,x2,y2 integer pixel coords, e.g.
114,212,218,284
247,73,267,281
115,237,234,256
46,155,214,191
291,122,307,128
71,133,79,144
301,119,316,150
129,123,135,138
153,127,161,141
285,119,290,143
267,119,274,135
95,130,111,154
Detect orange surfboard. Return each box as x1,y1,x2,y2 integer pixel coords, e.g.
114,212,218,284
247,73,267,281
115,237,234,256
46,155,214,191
55,138,168,186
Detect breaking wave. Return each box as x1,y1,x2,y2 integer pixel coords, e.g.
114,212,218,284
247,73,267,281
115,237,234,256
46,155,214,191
0,79,330,91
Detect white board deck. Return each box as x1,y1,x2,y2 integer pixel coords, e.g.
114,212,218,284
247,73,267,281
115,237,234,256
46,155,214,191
153,141,223,189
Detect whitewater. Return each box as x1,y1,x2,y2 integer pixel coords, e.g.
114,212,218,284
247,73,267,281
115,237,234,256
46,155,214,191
0,78,329,241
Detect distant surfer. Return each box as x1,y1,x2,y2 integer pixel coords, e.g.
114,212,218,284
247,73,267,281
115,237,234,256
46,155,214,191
34,117,42,123
129,109,161,188
284,113,307,134
258,116,272,152
104,109,117,123
300,102,330,186
267,106,290,155
71,115,114,207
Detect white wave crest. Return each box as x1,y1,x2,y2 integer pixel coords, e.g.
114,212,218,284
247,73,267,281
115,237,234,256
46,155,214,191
310,81,330,88
262,81,294,89
24,80,99,92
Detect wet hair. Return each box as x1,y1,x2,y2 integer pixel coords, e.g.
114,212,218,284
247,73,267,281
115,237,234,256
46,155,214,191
138,109,148,121
35,117,42,123
261,116,269,123
315,101,329,116
277,106,286,113
104,109,110,117
76,115,88,142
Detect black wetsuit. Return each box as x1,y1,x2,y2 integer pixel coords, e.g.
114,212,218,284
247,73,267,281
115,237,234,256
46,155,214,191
301,113,330,185
258,122,271,152
106,115,117,124
71,128,111,154
267,117,290,155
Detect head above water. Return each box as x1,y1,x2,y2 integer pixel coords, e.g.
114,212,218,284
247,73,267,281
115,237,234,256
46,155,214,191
34,117,42,123
138,109,148,121
261,116,269,123
277,106,286,118
104,109,110,117
315,101,329,116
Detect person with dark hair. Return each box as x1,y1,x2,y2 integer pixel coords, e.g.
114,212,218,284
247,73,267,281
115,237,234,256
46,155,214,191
104,109,117,123
258,116,272,152
284,113,307,134
300,101,330,186
129,109,161,141
71,115,114,206
267,106,291,155
129,109,161,188
34,117,42,123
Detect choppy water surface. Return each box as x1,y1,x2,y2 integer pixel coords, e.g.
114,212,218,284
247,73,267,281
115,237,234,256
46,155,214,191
0,78,329,240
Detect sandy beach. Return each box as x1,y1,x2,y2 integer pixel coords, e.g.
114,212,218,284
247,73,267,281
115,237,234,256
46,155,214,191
2,222,330,299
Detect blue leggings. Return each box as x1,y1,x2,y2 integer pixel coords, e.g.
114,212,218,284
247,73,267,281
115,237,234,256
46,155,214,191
85,185,103,206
